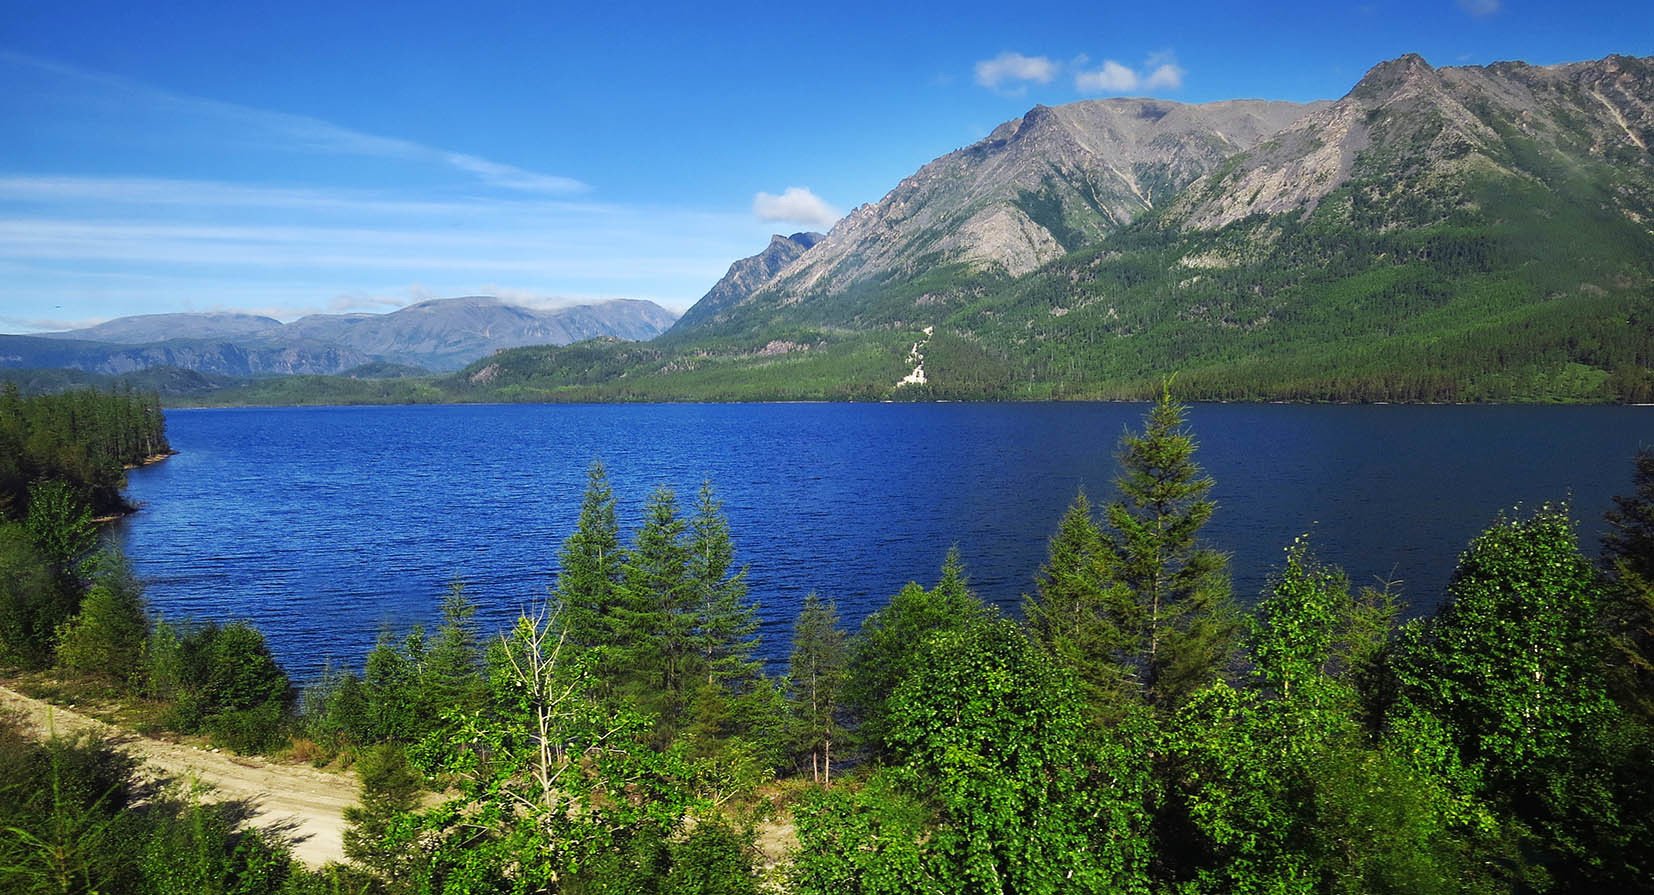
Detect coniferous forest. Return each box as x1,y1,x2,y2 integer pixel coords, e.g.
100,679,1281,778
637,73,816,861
1,388,1651,894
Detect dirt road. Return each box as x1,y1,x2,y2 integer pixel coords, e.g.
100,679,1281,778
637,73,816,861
0,685,356,868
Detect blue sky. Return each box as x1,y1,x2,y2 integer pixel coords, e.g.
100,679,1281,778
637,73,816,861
2,0,1649,330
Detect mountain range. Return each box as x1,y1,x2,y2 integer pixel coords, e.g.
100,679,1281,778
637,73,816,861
2,297,678,376
7,52,1652,403
527,51,1647,403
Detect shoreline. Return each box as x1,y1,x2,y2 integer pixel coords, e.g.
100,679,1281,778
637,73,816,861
92,451,178,523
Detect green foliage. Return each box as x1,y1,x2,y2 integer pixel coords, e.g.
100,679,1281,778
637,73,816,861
0,714,322,895
150,621,293,752
616,486,698,728
0,522,72,668
54,552,149,685
787,593,847,784
1101,387,1240,710
396,605,701,892
344,743,422,884
0,386,168,520
1024,490,1138,716
1386,505,1651,889
24,480,98,577
662,820,761,895
1601,449,1654,722
886,619,1139,894
558,462,624,661
1390,506,1611,786
843,548,994,754
791,772,934,895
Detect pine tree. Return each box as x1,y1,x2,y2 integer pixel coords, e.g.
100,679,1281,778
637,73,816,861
617,486,696,726
423,580,486,718
1103,384,1239,709
1024,490,1138,714
689,481,761,693
788,594,847,785
556,461,623,658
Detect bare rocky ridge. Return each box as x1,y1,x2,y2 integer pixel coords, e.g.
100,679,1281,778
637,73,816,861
1168,54,1654,231
668,232,823,333
746,98,1319,305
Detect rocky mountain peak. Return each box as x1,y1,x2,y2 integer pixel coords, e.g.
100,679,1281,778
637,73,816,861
716,95,1316,323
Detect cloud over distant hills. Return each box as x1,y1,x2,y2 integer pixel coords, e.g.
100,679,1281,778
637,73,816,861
973,49,1187,97
752,187,840,229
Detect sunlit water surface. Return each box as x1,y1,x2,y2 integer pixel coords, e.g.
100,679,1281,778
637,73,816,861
118,402,1654,680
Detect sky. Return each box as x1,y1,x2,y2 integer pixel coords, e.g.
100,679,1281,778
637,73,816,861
2,0,1650,331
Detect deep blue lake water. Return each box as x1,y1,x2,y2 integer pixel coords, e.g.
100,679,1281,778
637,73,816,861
118,402,1654,681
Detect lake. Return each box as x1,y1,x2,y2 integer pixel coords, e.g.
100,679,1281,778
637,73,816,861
118,402,1654,681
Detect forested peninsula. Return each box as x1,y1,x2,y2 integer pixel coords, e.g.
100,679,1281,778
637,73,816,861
1,387,1651,893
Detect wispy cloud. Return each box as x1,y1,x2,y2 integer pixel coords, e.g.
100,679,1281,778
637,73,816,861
0,52,587,195
752,187,841,229
973,49,1186,97
1457,0,1501,17
1075,53,1185,94
974,52,1059,94
0,175,764,323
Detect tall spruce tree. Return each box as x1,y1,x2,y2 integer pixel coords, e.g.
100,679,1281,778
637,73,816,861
557,461,623,660
1103,384,1239,709
1024,490,1138,715
617,486,697,728
689,481,761,693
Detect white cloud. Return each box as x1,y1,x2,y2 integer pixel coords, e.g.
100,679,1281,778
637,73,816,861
1075,54,1185,94
974,52,1058,93
1076,60,1141,93
752,187,840,229
1458,0,1500,16
1145,63,1185,90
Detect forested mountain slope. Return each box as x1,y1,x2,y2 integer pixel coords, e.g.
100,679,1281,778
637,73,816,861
464,53,1654,404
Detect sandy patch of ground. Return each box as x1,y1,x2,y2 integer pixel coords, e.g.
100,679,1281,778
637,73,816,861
0,684,356,868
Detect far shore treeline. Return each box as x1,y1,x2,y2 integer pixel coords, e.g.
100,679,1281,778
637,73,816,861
1,385,1651,893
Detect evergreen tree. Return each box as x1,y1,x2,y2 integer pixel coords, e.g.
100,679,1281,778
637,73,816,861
362,625,426,744
424,580,486,714
688,481,761,694
1024,490,1138,716
1103,385,1239,709
617,486,697,727
343,742,422,884
557,461,623,658
788,594,847,785
54,552,148,686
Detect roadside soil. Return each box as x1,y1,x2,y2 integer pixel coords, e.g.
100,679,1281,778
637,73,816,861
0,684,355,868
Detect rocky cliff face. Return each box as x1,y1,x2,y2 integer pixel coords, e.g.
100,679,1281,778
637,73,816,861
1166,54,1654,231
748,98,1318,307
670,232,823,333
